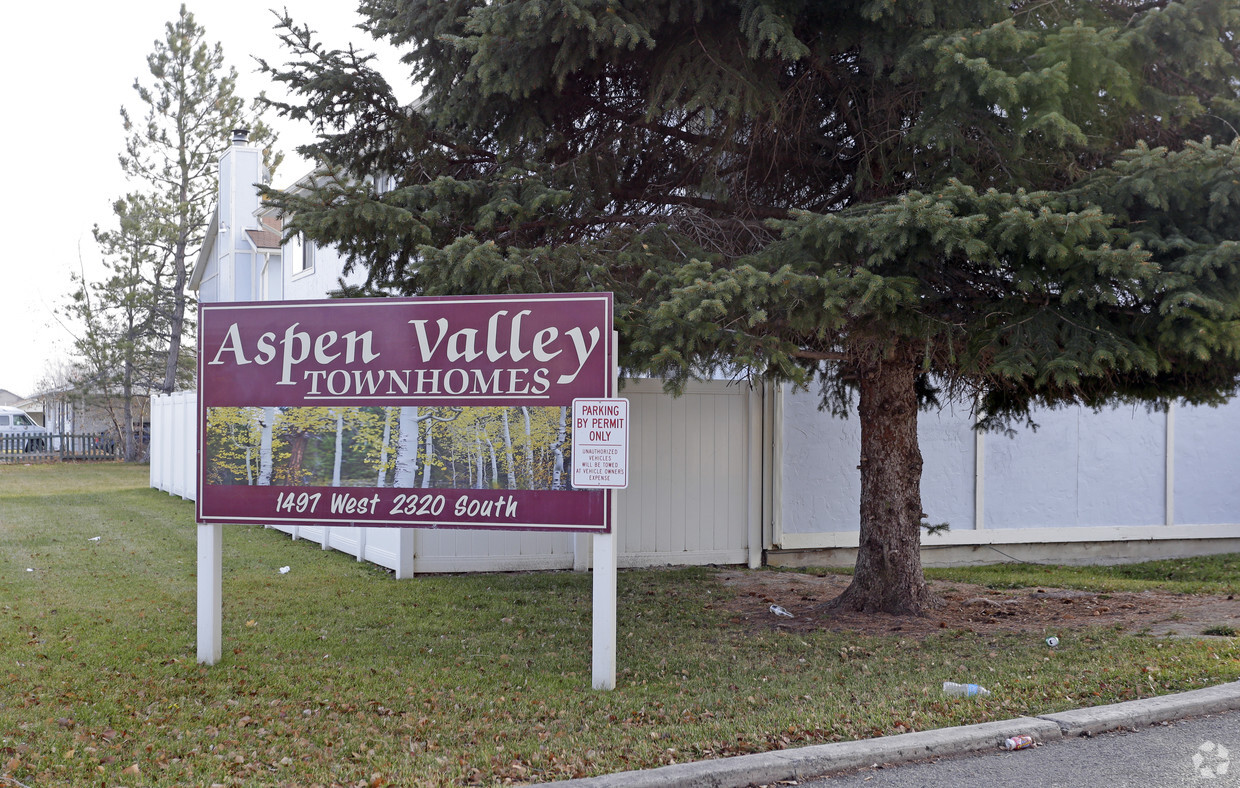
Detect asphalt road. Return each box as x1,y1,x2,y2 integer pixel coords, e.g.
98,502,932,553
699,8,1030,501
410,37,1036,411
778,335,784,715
806,709,1240,788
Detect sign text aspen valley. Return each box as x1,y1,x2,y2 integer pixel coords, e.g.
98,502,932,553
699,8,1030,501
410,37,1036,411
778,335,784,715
197,294,614,532
207,310,601,398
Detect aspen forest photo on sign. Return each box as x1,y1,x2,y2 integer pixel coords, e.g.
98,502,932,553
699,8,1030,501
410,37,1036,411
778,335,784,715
204,405,572,491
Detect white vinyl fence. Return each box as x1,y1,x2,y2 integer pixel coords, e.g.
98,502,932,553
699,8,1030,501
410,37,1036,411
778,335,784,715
150,392,197,500
775,390,1240,563
151,379,765,575
156,381,1240,573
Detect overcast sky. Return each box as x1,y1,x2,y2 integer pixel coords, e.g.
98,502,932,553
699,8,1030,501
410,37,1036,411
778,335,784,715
0,1,416,398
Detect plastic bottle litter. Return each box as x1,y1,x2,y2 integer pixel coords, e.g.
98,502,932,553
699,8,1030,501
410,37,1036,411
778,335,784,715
1002,735,1034,750
769,604,794,618
1045,636,1059,647
942,681,991,697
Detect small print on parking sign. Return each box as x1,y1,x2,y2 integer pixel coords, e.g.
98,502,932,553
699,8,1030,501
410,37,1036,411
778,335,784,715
571,398,629,489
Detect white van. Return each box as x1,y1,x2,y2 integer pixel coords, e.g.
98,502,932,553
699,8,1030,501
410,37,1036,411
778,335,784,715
0,405,53,452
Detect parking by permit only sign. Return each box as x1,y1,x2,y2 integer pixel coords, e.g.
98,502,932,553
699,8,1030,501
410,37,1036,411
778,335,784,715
571,399,629,489
197,293,615,532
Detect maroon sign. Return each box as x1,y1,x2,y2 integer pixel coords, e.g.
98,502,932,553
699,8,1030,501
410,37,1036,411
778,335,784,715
197,294,614,532
200,294,611,407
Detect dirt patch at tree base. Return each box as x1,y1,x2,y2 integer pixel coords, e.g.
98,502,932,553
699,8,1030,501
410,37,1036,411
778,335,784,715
715,569,1240,640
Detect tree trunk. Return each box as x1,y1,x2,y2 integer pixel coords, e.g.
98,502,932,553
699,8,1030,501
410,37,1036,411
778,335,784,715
285,433,309,486
522,406,535,487
474,432,485,489
551,406,567,490
393,406,420,487
377,407,393,487
828,353,939,615
486,437,499,489
331,410,344,487
502,409,517,489
161,111,193,396
421,420,434,488
121,358,136,462
161,232,189,394
257,407,275,486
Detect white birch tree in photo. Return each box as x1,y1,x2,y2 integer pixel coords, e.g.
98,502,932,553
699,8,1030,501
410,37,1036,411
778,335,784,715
521,406,535,488
501,408,517,490
331,409,344,487
474,429,485,489
551,406,568,491
421,421,434,488
257,406,276,486
393,406,463,488
376,406,394,487
486,434,499,489
393,406,422,487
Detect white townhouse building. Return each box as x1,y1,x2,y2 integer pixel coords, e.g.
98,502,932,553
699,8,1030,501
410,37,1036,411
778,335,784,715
151,130,1240,576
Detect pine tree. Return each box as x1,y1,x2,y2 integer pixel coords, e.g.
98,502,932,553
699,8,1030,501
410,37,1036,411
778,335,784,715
62,197,166,461
120,4,279,394
262,0,1240,614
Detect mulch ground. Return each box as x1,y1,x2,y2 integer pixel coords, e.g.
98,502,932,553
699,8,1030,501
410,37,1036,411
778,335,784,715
715,569,1240,639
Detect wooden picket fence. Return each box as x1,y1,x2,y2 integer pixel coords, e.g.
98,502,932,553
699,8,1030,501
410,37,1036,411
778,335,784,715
0,433,124,463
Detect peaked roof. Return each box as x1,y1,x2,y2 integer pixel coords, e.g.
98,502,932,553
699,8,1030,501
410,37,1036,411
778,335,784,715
189,210,286,290
246,216,283,250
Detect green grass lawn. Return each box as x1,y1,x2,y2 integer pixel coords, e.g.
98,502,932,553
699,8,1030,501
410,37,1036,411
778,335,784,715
924,556,1240,595
1,464,1237,787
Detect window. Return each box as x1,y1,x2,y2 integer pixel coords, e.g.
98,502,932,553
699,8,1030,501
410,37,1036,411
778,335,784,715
14,414,34,427
299,234,315,274
0,415,9,427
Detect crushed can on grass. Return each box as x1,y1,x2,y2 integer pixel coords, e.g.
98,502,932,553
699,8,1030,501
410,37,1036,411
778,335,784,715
1002,735,1034,750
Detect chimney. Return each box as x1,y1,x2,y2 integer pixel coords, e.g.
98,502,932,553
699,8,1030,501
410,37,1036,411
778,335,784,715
231,128,250,145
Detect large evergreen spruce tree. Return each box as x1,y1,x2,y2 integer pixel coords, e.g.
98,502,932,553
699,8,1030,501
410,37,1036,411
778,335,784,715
263,0,1240,614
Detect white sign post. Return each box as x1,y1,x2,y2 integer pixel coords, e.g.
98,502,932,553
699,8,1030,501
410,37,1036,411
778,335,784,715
591,504,617,690
571,393,628,690
197,523,222,664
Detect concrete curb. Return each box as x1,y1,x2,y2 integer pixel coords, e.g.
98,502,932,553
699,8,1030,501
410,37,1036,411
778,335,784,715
541,681,1240,787
1036,680,1240,736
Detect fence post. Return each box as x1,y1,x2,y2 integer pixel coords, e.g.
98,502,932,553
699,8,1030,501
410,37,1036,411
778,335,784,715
150,395,163,489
